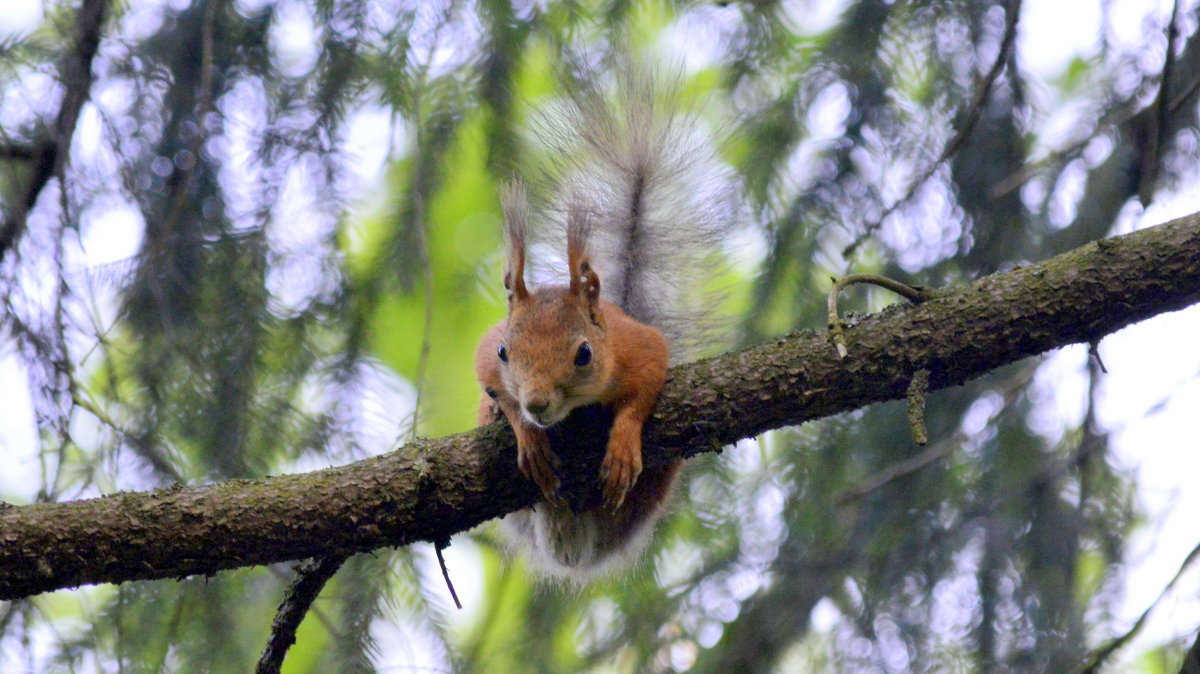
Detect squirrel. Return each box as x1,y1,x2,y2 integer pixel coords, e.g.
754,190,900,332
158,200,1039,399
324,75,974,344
474,71,736,580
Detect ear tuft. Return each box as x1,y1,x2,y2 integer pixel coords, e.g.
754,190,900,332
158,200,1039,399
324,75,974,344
580,261,600,301
502,180,530,303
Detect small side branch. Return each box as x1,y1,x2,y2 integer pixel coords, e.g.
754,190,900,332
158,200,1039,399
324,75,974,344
1081,539,1200,673
827,273,928,358
835,435,957,505
256,553,349,674
435,539,463,610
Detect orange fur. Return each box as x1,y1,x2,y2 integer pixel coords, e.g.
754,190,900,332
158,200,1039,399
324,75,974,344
471,70,734,579
475,269,676,580
475,187,672,515
475,291,669,509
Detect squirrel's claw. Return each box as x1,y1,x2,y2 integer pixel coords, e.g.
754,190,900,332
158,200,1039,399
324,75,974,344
518,439,563,503
600,448,640,511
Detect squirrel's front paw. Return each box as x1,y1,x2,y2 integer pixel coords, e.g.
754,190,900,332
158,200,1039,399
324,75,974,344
517,439,562,503
600,446,642,510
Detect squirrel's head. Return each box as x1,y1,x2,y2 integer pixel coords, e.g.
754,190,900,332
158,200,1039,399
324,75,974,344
497,186,610,428
500,286,610,428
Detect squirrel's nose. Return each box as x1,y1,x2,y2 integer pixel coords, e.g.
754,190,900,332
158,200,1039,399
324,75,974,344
524,398,550,416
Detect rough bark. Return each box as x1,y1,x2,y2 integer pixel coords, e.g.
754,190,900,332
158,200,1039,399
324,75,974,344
1,212,1199,600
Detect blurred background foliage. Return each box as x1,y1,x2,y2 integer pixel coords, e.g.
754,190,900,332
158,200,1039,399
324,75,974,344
1,0,1199,671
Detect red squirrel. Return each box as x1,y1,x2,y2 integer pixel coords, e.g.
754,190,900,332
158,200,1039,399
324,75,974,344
474,74,737,580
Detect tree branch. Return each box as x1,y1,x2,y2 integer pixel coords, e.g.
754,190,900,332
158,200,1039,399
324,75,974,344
2,212,1199,600
255,553,349,674
0,0,106,263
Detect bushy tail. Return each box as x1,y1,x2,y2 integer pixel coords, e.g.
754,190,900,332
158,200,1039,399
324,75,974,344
503,460,683,582
530,68,740,362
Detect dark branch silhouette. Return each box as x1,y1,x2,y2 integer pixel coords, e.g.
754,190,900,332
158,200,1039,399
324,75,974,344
0,0,107,263
255,553,349,674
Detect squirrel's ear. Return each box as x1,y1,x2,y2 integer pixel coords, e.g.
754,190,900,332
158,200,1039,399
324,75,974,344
576,260,603,328
566,199,598,303
575,260,601,302
504,253,529,305
501,181,530,303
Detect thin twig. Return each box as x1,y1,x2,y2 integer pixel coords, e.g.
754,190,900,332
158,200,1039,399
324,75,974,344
263,562,338,635
827,273,927,358
836,435,959,504
1088,340,1108,374
844,0,1022,257
836,369,1033,504
989,87,1138,201
1081,539,1200,673
992,25,1197,203
408,180,435,441
435,540,463,610
71,392,184,482
256,553,350,674
48,194,74,501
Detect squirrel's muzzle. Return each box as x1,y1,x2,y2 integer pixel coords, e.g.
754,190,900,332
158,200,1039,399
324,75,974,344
521,391,565,428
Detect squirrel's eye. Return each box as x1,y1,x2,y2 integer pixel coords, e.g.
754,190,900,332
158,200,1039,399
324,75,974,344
498,344,508,363
574,341,592,367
